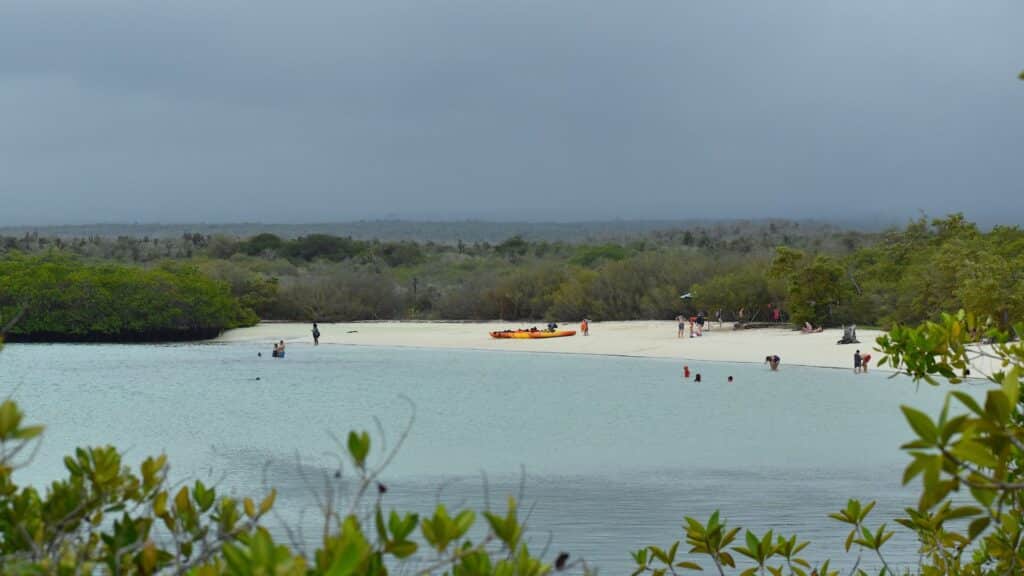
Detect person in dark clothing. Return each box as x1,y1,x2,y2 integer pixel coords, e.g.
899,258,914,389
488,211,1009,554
312,322,321,346
854,350,863,373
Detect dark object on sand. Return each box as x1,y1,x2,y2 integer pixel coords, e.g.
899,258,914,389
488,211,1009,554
837,325,859,345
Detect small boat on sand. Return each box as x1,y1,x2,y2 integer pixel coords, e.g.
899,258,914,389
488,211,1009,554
490,329,577,339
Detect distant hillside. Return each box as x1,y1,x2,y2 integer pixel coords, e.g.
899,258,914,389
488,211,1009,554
0,218,889,244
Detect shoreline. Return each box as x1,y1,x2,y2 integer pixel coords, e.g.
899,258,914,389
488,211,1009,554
217,321,925,374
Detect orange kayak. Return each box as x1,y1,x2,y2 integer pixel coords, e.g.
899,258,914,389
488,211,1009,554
490,330,577,339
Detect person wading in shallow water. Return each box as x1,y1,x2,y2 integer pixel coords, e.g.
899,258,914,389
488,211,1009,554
861,352,872,373
312,322,321,346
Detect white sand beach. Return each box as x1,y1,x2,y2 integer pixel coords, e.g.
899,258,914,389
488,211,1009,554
218,321,922,373
219,321,1004,377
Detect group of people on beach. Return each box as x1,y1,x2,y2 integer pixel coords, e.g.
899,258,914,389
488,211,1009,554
676,311,713,338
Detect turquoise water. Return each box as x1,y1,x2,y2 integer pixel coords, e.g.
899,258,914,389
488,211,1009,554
1,342,978,573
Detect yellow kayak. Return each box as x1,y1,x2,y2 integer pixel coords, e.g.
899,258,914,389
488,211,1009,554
490,330,577,339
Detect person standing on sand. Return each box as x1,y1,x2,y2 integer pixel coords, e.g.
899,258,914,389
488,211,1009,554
312,322,320,346
861,352,871,373
854,350,862,373
677,316,685,338
581,318,589,336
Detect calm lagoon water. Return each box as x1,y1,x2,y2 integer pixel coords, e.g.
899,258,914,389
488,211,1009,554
1,342,980,573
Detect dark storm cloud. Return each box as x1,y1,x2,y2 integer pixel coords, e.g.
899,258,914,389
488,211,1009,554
1,0,1021,225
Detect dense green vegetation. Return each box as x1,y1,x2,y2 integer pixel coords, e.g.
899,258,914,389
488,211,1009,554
0,254,255,342
758,215,1024,329
1,215,1021,339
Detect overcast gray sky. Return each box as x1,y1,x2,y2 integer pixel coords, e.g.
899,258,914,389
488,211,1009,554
1,0,1021,225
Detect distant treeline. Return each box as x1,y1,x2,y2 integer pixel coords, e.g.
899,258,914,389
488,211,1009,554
1,215,1020,339
0,218,885,244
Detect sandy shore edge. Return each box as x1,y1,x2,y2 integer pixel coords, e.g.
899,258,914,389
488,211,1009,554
217,321,975,374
